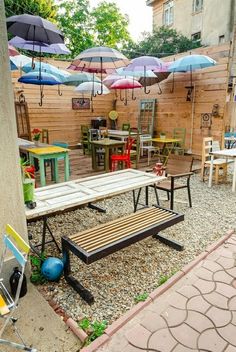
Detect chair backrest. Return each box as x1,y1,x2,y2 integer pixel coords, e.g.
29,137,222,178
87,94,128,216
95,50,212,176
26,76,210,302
41,129,49,144
202,137,213,163
173,128,186,147
124,137,135,157
166,154,193,175
52,141,69,149
122,123,130,131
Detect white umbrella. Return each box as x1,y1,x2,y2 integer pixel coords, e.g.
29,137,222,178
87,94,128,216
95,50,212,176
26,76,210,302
75,82,110,95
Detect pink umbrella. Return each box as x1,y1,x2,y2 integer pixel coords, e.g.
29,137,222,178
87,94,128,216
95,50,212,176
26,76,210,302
110,78,142,105
8,44,19,57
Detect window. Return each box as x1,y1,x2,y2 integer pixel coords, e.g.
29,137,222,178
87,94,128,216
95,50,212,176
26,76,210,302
191,32,201,43
163,1,174,26
193,0,203,13
219,35,225,44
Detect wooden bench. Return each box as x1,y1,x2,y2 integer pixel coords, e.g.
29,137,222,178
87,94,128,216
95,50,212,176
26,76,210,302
62,206,184,304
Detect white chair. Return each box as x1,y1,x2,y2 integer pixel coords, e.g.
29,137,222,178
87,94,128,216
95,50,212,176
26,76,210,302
0,224,36,351
140,135,160,165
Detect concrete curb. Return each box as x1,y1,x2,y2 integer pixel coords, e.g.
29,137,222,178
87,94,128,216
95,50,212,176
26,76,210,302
80,230,235,352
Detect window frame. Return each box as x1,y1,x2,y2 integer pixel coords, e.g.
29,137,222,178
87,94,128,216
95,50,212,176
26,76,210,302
163,0,174,26
192,0,203,13
191,31,201,43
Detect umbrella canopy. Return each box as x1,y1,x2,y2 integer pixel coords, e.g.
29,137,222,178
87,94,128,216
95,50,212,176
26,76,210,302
122,56,163,94
69,46,129,72
6,14,64,44
75,82,110,95
110,78,142,90
116,67,156,78
8,44,19,57
168,54,216,72
139,61,172,93
18,71,62,85
64,72,100,86
10,54,33,70
103,74,133,88
22,62,70,82
9,36,70,55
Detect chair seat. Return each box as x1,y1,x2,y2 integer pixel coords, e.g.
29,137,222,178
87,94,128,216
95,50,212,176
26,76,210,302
111,154,129,161
156,180,185,191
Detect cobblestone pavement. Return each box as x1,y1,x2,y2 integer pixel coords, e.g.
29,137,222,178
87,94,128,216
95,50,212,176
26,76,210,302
89,232,236,352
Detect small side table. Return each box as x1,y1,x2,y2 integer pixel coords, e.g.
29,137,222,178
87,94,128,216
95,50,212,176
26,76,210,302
27,146,69,187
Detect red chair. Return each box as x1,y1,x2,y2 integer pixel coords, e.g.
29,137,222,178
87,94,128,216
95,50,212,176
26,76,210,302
111,137,135,171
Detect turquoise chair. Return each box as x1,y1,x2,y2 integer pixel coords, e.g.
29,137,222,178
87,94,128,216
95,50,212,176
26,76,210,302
50,141,71,180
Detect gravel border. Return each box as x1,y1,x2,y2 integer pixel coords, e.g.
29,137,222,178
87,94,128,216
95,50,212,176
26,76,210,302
28,172,236,325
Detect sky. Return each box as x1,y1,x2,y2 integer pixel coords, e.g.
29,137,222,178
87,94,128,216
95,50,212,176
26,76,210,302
89,0,153,41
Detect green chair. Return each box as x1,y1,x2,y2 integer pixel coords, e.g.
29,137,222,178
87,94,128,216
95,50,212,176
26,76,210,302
50,141,70,180
81,125,90,155
172,128,186,155
122,123,130,132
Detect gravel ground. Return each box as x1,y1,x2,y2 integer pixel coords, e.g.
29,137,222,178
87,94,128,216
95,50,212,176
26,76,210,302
28,171,236,325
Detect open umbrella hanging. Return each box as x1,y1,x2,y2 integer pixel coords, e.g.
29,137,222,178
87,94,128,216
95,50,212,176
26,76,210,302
64,72,101,86
10,54,33,71
6,14,64,44
68,46,129,94
168,54,216,100
9,36,70,55
122,56,163,94
8,44,19,57
19,71,62,106
110,78,142,105
75,81,110,112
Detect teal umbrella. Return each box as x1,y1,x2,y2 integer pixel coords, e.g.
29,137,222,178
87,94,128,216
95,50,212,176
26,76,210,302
63,72,100,86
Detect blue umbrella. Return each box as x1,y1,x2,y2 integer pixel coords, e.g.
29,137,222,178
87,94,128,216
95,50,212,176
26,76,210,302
21,62,69,82
10,54,33,71
18,71,63,106
168,54,216,100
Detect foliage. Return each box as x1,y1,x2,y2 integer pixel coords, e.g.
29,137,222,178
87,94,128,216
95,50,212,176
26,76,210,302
158,275,169,286
56,0,94,57
5,0,57,21
126,26,201,58
20,158,33,180
30,253,47,284
134,292,148,303
79,318,108,345
90,1,133,49
32,128,41,141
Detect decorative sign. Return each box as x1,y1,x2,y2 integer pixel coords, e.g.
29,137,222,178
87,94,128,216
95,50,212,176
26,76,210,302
201,113,212,129
72,98,90,110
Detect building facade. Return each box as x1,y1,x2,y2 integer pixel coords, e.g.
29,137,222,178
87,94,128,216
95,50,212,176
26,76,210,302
146,0,235,47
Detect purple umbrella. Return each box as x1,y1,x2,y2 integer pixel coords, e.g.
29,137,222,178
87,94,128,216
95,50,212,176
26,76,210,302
9,36,70,55
123,56,163,94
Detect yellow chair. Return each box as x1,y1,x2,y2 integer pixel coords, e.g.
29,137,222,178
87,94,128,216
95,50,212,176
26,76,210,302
0,225,36,351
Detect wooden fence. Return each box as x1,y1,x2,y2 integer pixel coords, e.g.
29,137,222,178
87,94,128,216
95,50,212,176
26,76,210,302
12,43,230,156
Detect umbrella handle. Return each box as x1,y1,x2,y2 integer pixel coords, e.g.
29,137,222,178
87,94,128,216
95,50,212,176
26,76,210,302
120,90,124,101
58,85,63,96
157,83,162,95
131,89,136,101
39,85,44,106
144,86,150,94
170,72,175,93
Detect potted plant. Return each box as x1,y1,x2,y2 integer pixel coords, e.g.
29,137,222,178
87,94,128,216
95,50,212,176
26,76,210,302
160,131,166,140
32,128,41,146
20,159,35,204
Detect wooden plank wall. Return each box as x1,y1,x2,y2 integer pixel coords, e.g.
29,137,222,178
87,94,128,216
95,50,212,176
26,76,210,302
12,43,230,156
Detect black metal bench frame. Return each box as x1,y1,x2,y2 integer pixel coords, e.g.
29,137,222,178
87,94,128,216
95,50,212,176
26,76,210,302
61,205,184,304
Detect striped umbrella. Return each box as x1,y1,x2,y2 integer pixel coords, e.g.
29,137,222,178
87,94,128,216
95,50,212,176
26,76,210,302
68,46,129,94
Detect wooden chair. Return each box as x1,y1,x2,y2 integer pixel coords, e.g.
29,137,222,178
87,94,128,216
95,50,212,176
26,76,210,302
122,123,130,131
130,133,140,169
41,129,49,144
81,125,90,155
152,154,194,210
201,137,228,184
111,137,135,171
172,128,186,155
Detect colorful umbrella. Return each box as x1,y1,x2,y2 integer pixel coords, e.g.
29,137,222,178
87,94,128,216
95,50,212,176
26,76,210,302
168,54,216,100
123,56,163,94
6,14,64,44
138,61,172,94
103,74,133,88
64,72,100,86
9,36,70,55
110,78,142,105
69,46,129,94
8,44,19,57
18,71,63,106
22,61,69,82
10,54,33,71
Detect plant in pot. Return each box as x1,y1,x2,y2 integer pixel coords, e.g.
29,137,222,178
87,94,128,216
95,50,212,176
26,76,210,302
20,159,36,207
32,128,41,146
160,131,166,140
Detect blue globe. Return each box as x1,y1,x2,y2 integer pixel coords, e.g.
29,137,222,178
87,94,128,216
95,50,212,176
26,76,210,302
41,257,64,281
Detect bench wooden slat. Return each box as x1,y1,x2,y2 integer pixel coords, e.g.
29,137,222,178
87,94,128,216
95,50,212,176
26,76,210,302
62,206,184,264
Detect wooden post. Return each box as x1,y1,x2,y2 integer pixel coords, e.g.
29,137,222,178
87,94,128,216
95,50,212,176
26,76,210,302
0,0,28,255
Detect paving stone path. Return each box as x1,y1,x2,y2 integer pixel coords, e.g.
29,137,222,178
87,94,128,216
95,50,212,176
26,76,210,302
86,232,236,352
